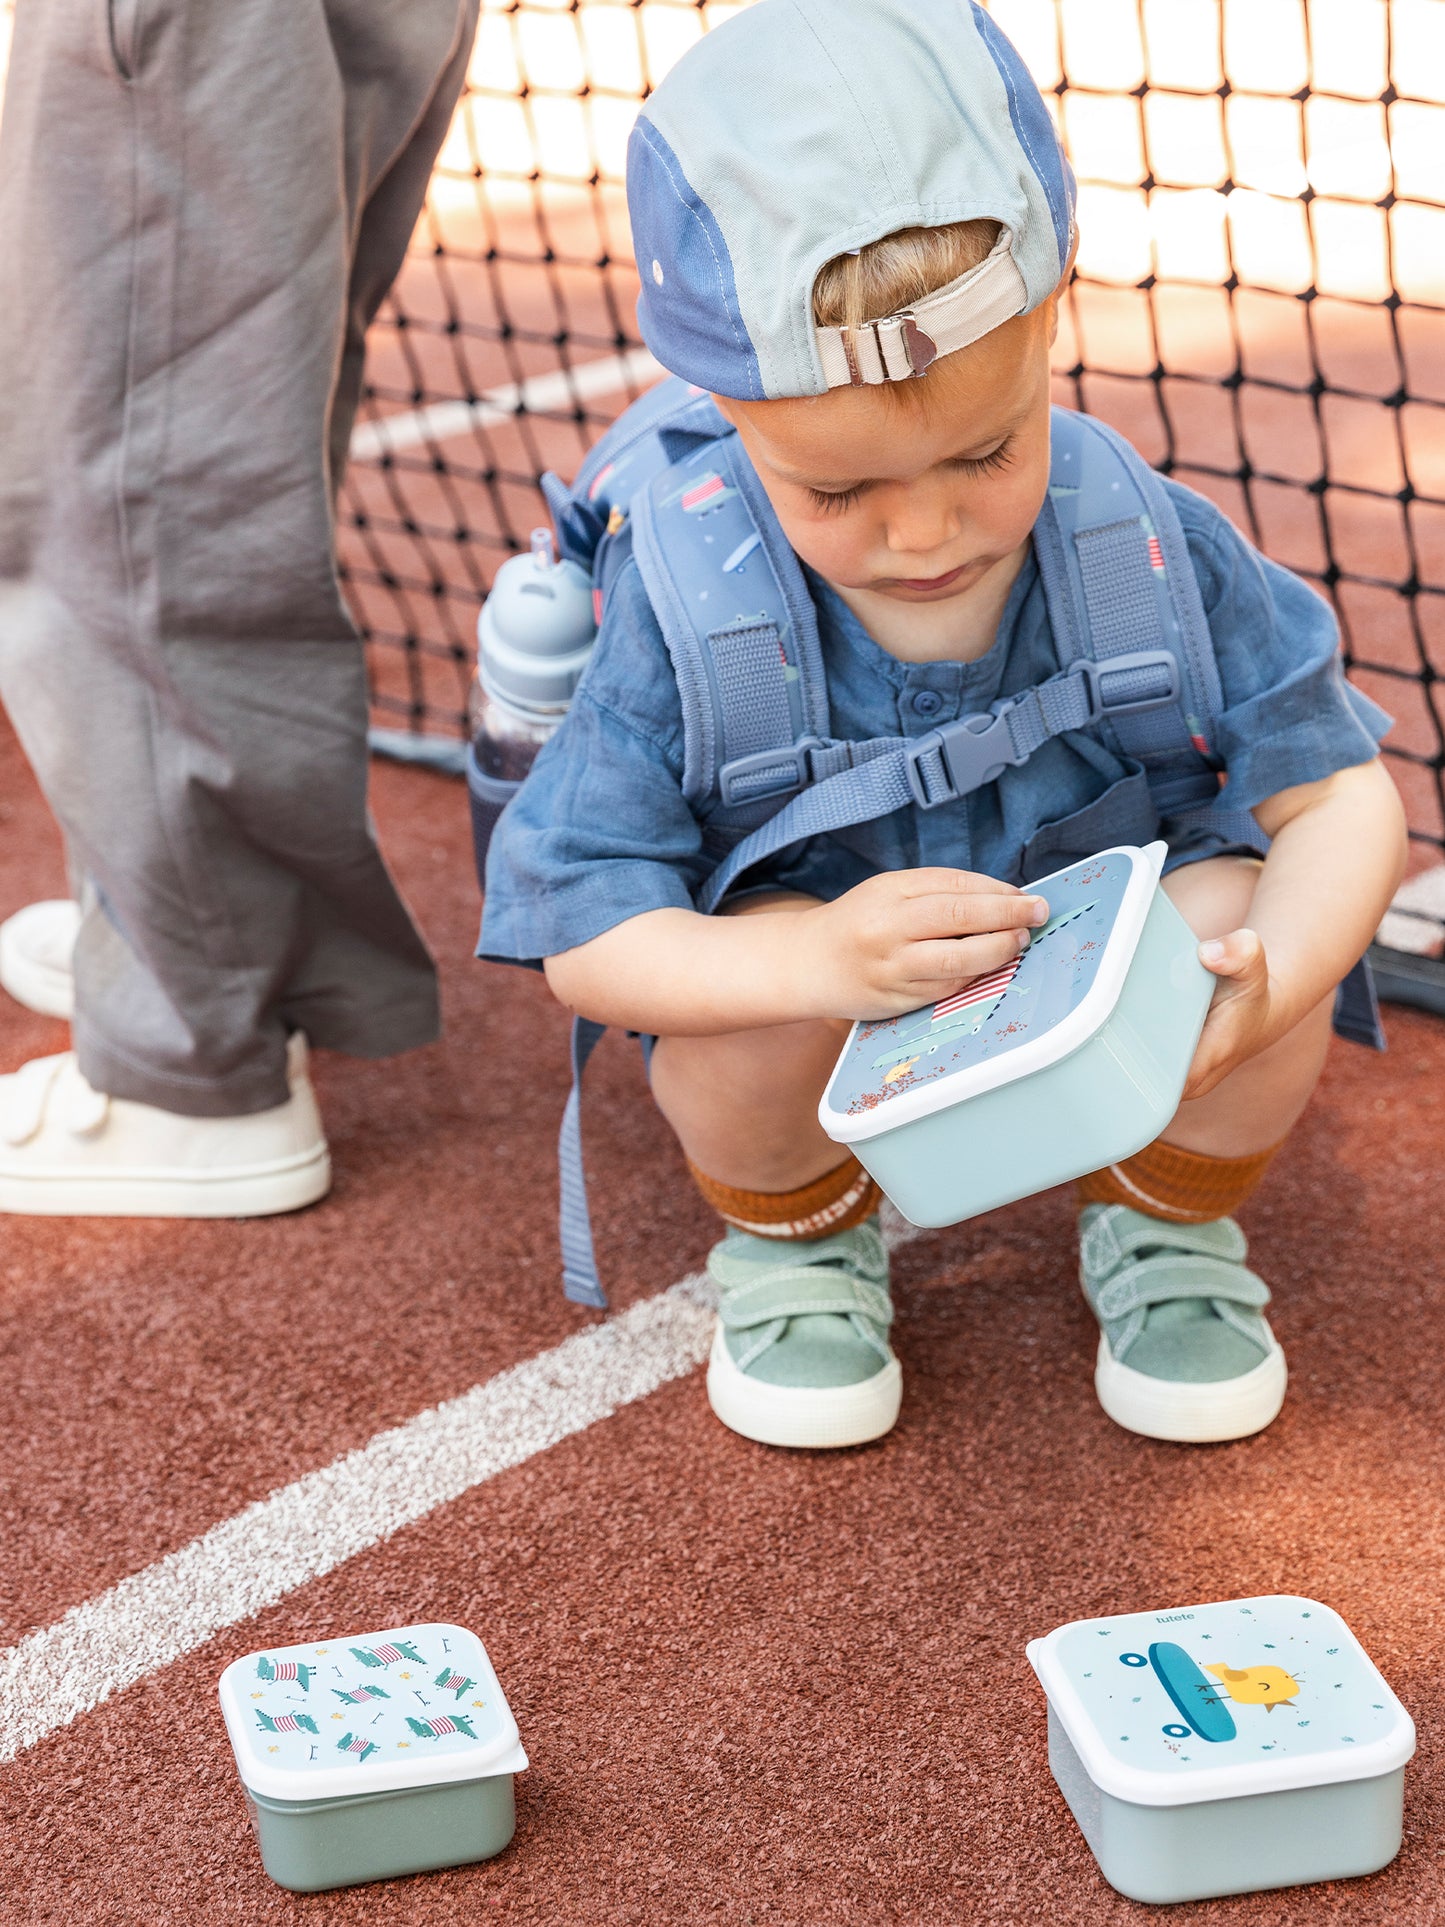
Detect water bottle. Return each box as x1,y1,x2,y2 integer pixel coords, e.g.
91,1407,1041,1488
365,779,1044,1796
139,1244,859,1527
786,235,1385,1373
467,527,596,876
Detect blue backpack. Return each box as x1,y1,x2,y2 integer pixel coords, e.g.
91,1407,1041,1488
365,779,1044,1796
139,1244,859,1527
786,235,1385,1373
507,376,1379,1306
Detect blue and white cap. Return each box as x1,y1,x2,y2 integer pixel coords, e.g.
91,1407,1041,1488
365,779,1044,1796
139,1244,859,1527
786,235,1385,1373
628,0,1075,401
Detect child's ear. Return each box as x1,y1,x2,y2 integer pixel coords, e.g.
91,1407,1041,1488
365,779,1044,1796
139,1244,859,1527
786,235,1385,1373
1044,232,1081,348
710,393,737,428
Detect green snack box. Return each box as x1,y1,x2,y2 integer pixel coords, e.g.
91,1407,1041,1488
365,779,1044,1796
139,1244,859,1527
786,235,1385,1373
219,1622,527,1892
1028,1595,1415,1904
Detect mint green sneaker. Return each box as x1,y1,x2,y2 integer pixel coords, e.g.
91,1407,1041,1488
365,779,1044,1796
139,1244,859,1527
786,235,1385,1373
1079,1205,1287,1443
705,1216,902,1448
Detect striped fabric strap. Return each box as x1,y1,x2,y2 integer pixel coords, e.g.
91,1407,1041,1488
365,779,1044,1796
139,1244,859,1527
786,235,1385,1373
815,234,1028,389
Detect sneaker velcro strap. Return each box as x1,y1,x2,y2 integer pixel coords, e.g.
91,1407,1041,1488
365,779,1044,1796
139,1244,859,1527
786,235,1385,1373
0,1052,68,1146
1091,1253,1272,1324
1081,1204,1248,1282
718,1268,893,1333
708,1220,889,1293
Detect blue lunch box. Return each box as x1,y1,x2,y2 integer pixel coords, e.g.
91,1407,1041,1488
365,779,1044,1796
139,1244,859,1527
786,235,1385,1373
1028,1595,1416,1903
818,843,1214,1226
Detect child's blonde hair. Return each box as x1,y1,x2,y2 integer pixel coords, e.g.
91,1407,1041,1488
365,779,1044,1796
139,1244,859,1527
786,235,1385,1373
811,219,1003,334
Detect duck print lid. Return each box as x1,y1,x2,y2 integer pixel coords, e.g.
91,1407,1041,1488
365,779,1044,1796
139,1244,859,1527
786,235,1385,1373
219,1623,527,1802
822,844,1163,1145
1028,1596,1414,1807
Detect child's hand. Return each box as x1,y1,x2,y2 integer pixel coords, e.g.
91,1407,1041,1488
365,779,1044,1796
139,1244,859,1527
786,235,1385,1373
795,867,1050,1019
1183,928,1281,1099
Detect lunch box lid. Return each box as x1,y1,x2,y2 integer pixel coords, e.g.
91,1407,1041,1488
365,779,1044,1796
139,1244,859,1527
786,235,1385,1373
820,843,1164,1146
219,1622,528,1802
1027,1595,1415,1808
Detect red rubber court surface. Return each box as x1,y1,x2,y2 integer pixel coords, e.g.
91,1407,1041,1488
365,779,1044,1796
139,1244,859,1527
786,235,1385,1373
2,704,1444,1926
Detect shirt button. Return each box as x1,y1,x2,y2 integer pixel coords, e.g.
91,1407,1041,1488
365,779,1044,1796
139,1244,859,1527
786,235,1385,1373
910,688,943,718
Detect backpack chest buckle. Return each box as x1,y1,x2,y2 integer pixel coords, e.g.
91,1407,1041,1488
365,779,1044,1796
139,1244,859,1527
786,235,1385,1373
906,709,1023,807
905,649,1183,810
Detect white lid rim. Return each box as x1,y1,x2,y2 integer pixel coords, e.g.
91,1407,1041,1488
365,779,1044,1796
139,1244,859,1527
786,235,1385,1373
822,843,1164,1145
1027,1600,1417,1808
240,1748,529,1807
219,1623,525,1804
221,1686,525,1803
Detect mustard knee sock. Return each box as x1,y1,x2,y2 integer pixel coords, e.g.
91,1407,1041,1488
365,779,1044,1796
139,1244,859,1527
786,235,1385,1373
1077,1136,1284,1224
688,1154,882,1239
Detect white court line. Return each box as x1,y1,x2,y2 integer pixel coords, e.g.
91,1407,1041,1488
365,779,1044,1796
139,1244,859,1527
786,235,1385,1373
1378,864,1445,956
348,345,662,463
0,1274,714,1764
0,1209,925,1764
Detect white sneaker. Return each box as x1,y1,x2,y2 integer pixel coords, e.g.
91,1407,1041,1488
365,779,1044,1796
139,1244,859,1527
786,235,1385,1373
0,899,80,1019
0,1034,330,1217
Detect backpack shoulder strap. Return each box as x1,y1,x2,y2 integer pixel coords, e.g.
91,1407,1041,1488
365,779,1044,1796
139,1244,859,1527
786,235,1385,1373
631,427,832,809
554,413,839,1310
1036,413,1378,1043
1033,407,1227,817
544,376,729,568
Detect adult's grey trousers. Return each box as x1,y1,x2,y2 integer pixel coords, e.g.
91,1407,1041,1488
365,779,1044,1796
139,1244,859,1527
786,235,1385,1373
0,0,476,1115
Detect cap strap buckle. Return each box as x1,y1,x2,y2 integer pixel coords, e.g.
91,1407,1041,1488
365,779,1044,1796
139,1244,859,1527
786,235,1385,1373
815,231,1028,390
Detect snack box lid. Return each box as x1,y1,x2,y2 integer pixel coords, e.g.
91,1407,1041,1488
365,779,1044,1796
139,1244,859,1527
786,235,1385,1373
1027,1595,1415,1808
219,1623,528,1802
821,843,1164,1146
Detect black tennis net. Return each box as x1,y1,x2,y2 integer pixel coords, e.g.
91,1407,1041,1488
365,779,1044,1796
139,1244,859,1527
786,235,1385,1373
339,0,1445,991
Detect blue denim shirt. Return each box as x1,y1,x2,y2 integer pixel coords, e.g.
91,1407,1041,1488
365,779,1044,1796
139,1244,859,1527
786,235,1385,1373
480,474,1389,968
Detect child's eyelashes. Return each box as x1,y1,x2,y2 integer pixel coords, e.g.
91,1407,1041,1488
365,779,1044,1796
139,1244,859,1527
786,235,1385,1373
949,437,1015,477
807,484,863,515
802,437,1015,514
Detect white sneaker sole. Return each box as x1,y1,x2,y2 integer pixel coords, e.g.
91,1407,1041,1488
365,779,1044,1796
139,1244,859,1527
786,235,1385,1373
705,1322,902,1450
0,902,78,1020
1094,1334,1287,1444
0,1143,331,1219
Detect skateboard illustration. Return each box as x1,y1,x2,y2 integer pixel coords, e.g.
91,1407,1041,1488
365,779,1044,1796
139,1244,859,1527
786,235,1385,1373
1119,1642,1301,1742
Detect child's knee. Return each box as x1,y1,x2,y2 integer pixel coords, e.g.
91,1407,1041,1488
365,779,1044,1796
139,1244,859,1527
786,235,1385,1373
651,1017,850,1189
1161,854,1264,942
651,1013,849,1103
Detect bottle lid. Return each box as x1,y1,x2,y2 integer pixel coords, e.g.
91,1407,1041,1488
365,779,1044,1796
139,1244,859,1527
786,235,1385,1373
478,527,597,709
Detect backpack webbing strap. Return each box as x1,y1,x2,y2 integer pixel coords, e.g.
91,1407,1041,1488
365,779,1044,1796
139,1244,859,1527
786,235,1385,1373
632,430,830,808
708,620,796,777
1036,409,1225,815
727,450,833,745
559,1016,609,1307
1334,955,1384,1051
695,649,1181,915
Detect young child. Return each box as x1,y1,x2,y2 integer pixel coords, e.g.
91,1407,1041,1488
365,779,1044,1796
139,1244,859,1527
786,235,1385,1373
481,0,1405,1451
